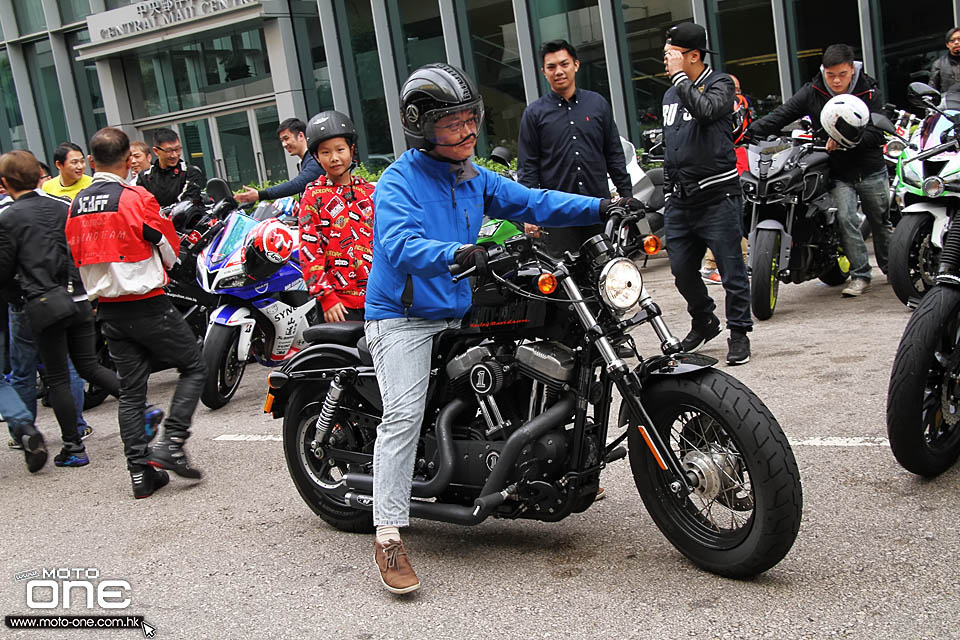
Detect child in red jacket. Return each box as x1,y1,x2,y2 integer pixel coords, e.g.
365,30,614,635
296,111,374,322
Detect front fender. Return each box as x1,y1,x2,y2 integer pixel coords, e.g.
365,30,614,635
748,222,792,273
636,352,718,382
208,304,257,361
900,207,951,249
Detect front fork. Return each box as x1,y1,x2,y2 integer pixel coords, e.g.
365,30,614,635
560,275,696,496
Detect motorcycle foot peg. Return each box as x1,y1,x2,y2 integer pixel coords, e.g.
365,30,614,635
603,446,627,464
473,487,513,516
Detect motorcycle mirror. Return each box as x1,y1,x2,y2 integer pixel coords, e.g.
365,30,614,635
907,81,941,107
205,178,233,203
870,113,898,136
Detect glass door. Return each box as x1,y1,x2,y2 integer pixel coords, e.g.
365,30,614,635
215,111,259,189
180,118,216,184
254,105,289,185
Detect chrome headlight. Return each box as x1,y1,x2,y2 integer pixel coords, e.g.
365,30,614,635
923,176,945,197
885,139,906,158
599,257,642,313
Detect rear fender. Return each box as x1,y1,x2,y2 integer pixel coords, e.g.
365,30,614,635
268,344,381,418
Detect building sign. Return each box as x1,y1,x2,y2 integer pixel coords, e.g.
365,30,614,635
90,0,260,43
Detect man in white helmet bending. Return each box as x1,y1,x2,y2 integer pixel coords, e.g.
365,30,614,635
748,43,890,298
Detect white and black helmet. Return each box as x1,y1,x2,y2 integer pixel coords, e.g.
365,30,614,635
400,63,484,150
820,94,870,149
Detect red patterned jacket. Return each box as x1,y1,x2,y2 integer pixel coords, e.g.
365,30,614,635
297,175,374,311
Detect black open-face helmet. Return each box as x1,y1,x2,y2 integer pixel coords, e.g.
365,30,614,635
306,110,357,156
400,63,484,150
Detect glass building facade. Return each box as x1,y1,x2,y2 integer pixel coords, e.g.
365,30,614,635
0,0,955,179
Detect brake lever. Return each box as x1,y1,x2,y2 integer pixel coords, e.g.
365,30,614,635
451,265,477,283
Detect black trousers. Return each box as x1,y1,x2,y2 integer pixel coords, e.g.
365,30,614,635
100,298,206,471
35,301,120,449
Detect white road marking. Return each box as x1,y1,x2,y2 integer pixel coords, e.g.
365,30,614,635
215,434,891,447
792,436,889,447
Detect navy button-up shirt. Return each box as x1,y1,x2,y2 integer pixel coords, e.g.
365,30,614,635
517,88,631,199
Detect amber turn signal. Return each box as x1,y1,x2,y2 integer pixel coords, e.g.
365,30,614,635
643,235,662,255
537,272,558,294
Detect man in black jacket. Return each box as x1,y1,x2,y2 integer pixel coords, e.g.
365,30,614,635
931,28,960,93
748,43,890,297
234,118,324,204
136,128,204,207
661,22,752,365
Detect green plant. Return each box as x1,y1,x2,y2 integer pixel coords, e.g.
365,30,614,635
353,162,388,183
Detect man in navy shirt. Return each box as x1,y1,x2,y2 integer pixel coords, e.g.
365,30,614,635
235,118,324,204
518,39,631,257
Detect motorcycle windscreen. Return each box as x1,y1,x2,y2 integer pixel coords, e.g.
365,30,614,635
208,212,259,266
920,108,960,160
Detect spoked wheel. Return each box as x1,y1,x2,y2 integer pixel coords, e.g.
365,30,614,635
888,214,939,306
283,386,374,533
887,286,960,476
200,324,247,409
750,229,781,321
622,370,802,577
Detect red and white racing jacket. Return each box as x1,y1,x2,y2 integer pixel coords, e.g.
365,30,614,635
65,172,179,302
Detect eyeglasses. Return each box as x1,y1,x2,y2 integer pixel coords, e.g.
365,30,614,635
153,145,181,154
434,117,479,134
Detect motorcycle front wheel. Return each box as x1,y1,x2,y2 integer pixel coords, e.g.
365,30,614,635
622,370,802,578
888,213,938,306
200,324,247,409
750,229,781,321
887,286,960,476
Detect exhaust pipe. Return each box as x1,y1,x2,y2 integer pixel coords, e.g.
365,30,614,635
343,397,466,498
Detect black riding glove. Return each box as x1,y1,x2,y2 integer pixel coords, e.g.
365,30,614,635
454,244,489,278
599,196,644,219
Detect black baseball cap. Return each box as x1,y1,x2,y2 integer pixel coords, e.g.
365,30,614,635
666,22,715,54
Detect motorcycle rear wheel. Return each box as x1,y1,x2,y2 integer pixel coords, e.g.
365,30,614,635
283,385,374,533
623,370,802,578
750,229,780,321
887,286,960,476
888,213,938,307
200,324,246,409
818,254,851,287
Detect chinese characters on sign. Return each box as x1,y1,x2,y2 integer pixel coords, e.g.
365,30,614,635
96,0,259,42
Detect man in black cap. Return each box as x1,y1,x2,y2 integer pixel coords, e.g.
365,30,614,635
661,22,753,365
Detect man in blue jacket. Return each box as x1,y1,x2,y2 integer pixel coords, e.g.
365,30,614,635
366,63,628,595
234,118,324,204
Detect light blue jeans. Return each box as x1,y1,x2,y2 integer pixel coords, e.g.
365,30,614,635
365,317,460,527
830,169,892,280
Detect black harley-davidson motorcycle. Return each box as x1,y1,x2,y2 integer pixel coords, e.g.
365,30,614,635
741,127,850,320
266,209,802,577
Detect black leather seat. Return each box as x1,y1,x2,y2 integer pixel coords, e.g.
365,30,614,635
302,321,365,346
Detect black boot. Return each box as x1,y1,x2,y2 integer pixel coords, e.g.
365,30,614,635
148,436,202,479
131,466,170,499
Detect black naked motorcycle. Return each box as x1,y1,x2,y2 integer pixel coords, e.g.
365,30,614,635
266,209,803,577
741,129,849,320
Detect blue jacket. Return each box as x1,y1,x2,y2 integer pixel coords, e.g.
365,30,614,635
366,149,601,320
258,153,324,201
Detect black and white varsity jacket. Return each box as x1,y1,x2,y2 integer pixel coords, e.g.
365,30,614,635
661,65,738,207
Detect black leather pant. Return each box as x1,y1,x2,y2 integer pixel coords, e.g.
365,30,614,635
101,298,206,470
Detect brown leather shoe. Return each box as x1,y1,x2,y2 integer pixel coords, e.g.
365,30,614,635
375,540,421,594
